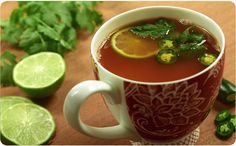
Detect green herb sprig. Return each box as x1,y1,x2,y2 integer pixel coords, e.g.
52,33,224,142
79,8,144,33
1,1,103,55
177,27,204,43
130,19,176,39
0,51,18,87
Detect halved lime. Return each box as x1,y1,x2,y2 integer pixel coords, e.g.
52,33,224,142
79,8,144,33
13,52,66,98
0,96,32,115
0,103,56,145
0,96,32,102
111,28,158,59
0,96,32,113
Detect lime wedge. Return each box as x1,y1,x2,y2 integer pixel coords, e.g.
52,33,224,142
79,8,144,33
13,52,66,98
0,103,56,145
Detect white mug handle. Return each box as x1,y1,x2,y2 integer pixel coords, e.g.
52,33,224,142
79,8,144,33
63,80,132,139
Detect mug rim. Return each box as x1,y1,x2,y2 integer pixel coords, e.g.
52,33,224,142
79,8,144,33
91,6,225,85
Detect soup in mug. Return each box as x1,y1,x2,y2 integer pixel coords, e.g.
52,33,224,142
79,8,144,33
98,18,220,82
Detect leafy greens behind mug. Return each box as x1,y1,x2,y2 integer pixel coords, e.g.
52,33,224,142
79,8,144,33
0,1,103,55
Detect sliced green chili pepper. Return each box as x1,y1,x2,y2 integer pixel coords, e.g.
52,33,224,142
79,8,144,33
229,115,236,131
198,53,216,66
156,48,178,64
216,121,234,139
159,39,174,49
215,110,231,125
218,78,236,104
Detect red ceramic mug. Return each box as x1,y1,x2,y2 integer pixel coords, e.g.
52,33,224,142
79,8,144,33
64,6,225,144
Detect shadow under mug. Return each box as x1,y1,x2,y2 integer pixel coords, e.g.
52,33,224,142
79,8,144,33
64,6,225,143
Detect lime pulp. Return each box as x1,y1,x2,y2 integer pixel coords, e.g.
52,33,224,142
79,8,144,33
0,103,56,145
0,96,32,116
13,52,66,98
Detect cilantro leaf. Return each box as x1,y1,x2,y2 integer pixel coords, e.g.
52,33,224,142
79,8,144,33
0,51,17,87
76,2,103,32
1,10,24,45
26,43,47,54
60,27,77,50
9,8,24,24
176,27,206,57
43,2,73,27
37,24,60,41
179,43,206,53
178,27,204,43
78,1,99,8
41,12,58,26
177,42,206,59
1,1,103,56
1,25,23,45
19,28,41,48
130,19,176,39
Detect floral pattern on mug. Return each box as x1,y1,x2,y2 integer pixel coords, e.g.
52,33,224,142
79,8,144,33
125,57,224,141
